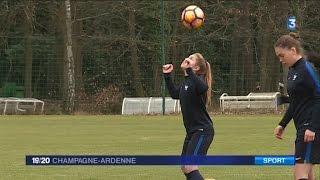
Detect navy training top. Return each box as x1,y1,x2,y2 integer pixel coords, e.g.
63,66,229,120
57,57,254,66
164,68,213,134
279,58,320,132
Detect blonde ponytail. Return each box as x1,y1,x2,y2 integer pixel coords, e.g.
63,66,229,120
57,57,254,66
193,53,213,106
205,61,212,106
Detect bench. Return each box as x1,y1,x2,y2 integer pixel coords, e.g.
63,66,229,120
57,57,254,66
219,92,281,112
122,97,180,115
0,97,44,115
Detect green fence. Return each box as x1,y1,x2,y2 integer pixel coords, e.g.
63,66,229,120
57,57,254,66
1,0,320,114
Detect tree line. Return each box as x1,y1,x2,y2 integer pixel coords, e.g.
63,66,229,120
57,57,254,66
0,0,319,113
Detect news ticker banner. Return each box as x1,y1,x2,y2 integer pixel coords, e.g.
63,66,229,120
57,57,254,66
26,155,295,166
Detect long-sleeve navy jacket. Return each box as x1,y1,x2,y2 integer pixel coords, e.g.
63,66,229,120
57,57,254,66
279,58,320,132
164,68,213,134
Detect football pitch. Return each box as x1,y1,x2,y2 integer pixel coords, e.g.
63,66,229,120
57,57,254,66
0,115,319,180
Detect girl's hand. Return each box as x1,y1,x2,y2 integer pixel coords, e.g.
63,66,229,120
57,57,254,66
180,59,190,70
274,125,284,140
304,129,315,142
162,64,173,73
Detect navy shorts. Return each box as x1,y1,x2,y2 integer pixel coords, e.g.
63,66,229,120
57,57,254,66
295,130,320,164
181,127,214,156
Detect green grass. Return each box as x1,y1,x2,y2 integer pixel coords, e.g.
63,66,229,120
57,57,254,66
0,115,319,180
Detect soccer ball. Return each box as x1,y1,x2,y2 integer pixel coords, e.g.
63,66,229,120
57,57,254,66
181,5,205,29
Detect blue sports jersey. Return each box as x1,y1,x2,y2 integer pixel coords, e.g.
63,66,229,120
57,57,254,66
164,68,213,134
279,58,320,132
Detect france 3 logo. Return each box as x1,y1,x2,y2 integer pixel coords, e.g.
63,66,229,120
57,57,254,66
287,16,296,31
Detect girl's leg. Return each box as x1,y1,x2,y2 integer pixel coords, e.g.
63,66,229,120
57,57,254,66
294,163,312,180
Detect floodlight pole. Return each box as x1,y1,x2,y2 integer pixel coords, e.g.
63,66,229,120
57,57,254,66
161,0,166,115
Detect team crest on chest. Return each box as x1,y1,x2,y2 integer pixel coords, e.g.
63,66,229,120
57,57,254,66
288,73,298,81
184,85,189,91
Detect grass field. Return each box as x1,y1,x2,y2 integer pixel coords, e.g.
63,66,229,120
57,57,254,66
0,114,319,180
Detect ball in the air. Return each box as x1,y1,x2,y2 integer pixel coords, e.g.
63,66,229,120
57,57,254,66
181,5,205,29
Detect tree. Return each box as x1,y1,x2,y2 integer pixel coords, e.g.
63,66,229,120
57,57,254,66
64,0,75,113
128,0,145,96
256,0,276,92
23,0,36,97
229,1,254,95
72,2,84,94
275,0,289,94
